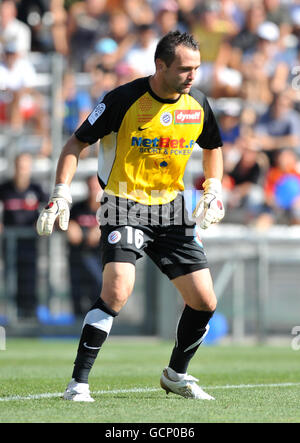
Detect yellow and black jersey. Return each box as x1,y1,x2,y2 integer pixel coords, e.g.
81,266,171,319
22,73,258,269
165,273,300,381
75,76,223,205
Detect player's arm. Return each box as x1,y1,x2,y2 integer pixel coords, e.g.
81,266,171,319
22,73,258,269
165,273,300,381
189,89,225,229
36,134,88,236
37,86,124,237
202,146,223,182
55,134,88,185
193,147,225,229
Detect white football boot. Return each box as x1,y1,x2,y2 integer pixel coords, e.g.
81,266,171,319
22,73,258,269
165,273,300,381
63,379,95,402
160,368,214,400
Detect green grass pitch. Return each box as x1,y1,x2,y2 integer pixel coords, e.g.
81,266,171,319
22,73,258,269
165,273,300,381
0,338,300,423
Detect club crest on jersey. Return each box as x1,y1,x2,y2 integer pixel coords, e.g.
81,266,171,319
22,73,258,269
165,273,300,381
88,102,106,125
108,230,121,244
174,110,202,124
160,111,172,126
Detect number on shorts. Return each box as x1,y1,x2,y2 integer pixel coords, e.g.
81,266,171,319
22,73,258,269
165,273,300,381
125,226,144,249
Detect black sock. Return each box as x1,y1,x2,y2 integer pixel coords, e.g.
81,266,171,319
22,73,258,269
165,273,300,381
168,305,214,374
72,324,107,383
72,298,119,383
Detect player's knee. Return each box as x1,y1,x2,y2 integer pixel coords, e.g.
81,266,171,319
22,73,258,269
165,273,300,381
197,291,217,312
101,283,131,309
208,290,218,311
204,296,217,312
101,269,134,310
104,262,134,283
111,272,133,298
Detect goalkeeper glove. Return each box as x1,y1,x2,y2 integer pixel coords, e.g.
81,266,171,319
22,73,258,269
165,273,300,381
36,183,72,236
193,178,225,229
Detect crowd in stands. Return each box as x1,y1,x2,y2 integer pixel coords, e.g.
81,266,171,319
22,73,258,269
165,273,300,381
1,0,300,230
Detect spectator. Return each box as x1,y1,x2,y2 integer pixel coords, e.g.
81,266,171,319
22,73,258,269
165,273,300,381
218,100,241,145
89,64,117,107
0,41,51,157
0,42,36,129
125,24,158,76
290,6,300,41
62,70,93,136
66,0,110,70
0,152,48,319
17,0,47,26
0,0,31,55
218,0,246,31
217,100,242,172
176,0,198,32
192,1,241,96
256,148,300,227
67,175,102,318
123,0,155,27
155,0,180,38
288,9,300,91
50,0,69,56
85,37,119,72
16,0,52,52
193,0,239,63
222,134,267,222
263,0,291,30
241,21,290,106
105,8,136,66
230,2,266,60
115,61,139,86
254,89,300,165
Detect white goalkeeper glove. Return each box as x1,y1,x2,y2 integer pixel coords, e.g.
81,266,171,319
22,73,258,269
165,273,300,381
193,178,225,229
36,184,72,236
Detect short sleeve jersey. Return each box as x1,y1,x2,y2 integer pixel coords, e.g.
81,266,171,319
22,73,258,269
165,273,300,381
75,77,222,205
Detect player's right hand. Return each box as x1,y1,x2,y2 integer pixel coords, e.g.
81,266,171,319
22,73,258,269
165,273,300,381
192,178,225,229
36,184,72,236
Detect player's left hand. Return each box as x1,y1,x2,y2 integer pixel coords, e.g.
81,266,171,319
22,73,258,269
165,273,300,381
193,178,225,229
36,184,72,236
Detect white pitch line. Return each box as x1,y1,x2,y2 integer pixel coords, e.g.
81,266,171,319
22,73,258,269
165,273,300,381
0,382,300,402
206,382,300,390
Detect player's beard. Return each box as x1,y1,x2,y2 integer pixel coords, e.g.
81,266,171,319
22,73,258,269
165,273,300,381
176,84,192,94
171,78,192,95
160,75,192,97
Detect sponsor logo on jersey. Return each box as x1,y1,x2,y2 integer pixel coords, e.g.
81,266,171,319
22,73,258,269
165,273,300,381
160,111,172,126
88,102,106,125
131,136,195,149
108,230,121,244
174,110,202,124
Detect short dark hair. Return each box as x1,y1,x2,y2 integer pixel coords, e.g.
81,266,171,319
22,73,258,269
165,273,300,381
154,31,199,67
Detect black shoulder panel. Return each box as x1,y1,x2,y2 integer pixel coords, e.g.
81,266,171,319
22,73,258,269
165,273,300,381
75,77,149,145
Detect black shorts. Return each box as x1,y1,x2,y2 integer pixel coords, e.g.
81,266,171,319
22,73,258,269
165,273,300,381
99,193,208,280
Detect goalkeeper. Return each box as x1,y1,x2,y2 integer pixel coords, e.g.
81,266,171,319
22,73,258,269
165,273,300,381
37,31,224,402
